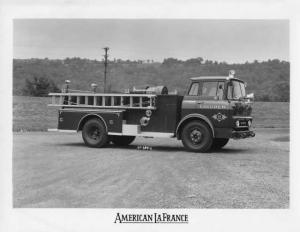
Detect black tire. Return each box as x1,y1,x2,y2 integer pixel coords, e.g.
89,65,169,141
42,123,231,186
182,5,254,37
110,135,135,146
181,120,213,152
82,118,108,148
211,138,229,150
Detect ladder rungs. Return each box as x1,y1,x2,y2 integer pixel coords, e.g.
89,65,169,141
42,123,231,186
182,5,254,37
48,104,156,110
49,93,157,109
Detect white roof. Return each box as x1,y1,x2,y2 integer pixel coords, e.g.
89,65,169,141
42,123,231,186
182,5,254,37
190,76,243,81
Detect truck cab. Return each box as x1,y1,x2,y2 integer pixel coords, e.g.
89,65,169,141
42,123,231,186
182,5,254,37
175,72,255,152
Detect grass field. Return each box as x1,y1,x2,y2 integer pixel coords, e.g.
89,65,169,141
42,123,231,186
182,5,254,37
13,96,289,131
13,96,58,131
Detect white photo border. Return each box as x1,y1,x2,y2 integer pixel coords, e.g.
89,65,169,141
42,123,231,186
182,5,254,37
0,0,298,232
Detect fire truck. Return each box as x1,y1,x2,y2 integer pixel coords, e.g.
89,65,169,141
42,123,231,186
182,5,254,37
48,70,255,152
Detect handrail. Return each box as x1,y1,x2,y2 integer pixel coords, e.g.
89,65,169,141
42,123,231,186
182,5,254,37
48,92,157,110
48,92,157,97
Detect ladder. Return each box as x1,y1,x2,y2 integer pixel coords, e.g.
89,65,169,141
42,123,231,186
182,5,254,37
48,92,157,110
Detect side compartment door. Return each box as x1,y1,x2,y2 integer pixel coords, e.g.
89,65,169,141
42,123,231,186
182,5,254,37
58,109,124,133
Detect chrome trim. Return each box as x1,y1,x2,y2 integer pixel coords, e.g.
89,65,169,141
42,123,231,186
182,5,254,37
232,116,252,119
108,132,123,135
182,100,196,103
49,93,157,97
59,108,125,113
108,131,175,138
49,104,156,110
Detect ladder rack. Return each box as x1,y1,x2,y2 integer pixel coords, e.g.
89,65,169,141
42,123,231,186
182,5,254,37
48,93,157,110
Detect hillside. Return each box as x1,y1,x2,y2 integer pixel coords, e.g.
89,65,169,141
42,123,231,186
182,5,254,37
13,58,290,101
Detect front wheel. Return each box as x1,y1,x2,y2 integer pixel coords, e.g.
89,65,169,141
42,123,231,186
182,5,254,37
110,135,135,146
82,118,108,148
181,121,213,152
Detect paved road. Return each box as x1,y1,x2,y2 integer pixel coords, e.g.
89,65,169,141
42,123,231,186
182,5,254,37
13,128,289,208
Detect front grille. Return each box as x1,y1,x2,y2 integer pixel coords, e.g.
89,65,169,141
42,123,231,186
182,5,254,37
233,103,252,116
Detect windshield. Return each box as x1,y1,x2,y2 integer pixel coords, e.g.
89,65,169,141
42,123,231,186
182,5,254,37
227,80,246,100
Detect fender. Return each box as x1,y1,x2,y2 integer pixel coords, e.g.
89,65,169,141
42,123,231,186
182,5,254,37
77,113,108,132
176,113,215,138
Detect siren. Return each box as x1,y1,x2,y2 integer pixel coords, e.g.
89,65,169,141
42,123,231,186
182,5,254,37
229,70,235,78
91,83,98,93
62,80,71,93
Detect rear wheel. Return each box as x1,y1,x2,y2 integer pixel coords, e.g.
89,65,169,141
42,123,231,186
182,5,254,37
211,138,229,150
181,121,213,152
110,135,135,146
82,118,108,148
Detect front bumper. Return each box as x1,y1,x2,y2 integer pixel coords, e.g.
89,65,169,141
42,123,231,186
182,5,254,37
231,130,255,139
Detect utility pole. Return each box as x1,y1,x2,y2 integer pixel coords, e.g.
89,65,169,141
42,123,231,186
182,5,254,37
103,47,109,93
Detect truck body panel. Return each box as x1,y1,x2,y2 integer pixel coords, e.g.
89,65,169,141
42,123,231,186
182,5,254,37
124,95,183,133
57,95,184,135
58,109,124,133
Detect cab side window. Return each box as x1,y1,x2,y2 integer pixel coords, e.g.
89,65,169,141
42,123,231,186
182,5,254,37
188,82,199,96
201,81,224,100
202,82,218,97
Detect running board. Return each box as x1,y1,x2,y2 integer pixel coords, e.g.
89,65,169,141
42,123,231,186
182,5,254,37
48,129,76,133
48,128,175,138
108,132,175,138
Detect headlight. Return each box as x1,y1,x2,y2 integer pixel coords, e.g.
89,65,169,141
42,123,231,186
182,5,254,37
248,120,252,127
235,121,240,127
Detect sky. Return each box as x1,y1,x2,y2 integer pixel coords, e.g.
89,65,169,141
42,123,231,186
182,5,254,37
13,19,289,63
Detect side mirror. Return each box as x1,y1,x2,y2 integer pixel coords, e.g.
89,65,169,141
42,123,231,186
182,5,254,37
246,93,254,102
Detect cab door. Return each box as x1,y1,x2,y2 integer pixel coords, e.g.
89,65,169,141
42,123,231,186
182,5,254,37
182,80,231,128
182,81,202,109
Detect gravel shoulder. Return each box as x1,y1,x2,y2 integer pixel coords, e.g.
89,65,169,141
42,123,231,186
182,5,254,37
13,128,289,208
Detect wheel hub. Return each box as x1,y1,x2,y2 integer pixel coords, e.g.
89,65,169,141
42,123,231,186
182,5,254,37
90,127,100,140
190,129,202,144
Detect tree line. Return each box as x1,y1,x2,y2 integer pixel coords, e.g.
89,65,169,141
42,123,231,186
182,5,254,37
13,57,289,101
